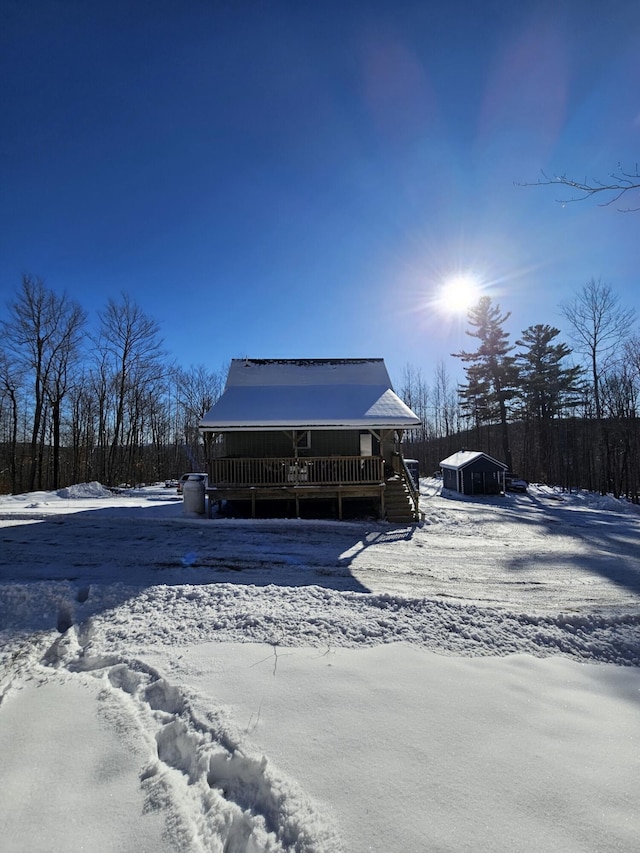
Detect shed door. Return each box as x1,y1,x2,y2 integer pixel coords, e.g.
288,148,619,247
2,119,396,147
472,471,484,494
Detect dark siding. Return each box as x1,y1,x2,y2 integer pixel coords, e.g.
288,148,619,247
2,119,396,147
469,457,505,475
442,468,458,490
226,432,292,457
225,430,365,458
307,431,361,457
442,456,505,494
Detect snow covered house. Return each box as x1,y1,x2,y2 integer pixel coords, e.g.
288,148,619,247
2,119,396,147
199,358,421,521
440,451,508,496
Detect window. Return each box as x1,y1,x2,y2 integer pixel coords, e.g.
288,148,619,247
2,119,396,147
359,433,373,456
296,430,311,450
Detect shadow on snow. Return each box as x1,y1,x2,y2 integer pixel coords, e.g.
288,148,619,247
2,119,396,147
438,486,640,599
0,496,419,635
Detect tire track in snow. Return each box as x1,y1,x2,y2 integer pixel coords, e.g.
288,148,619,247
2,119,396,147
40,624,343,853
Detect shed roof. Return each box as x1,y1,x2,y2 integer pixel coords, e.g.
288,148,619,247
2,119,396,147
439,451,508,471
199,358,421,432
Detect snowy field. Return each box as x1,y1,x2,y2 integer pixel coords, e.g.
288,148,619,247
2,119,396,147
0,479,639,852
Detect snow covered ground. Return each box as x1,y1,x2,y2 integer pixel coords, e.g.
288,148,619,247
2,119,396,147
0,480,639,852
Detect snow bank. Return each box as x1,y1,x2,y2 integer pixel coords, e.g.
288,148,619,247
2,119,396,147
2,581,638,668
56,481,114,499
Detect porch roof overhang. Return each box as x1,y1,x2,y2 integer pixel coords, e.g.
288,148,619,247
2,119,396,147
199,385,421,433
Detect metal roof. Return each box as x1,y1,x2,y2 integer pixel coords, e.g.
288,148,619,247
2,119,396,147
439,451,508,470
199,358,421,431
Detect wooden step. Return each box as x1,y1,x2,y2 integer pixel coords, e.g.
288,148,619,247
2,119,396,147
384,476,418,522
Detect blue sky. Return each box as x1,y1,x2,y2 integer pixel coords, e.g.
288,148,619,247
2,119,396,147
2,0,640,387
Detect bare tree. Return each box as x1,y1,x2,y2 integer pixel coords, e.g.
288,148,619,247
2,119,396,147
45,305,86,489
620,335,640,501
175,363,225,469
625,335,640,381
0,348,24,493
433,359,458,439
399,363,431,441
561,279,636,493
96,294,167,484
66,372,95,485
1,276,87,491
599,367,639,498
561,279,636,422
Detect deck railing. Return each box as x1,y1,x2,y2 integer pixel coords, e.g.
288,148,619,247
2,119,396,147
208,456,384,487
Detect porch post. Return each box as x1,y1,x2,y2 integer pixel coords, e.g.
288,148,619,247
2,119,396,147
203,432,213,476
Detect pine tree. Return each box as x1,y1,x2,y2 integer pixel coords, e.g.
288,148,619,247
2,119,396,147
453,297,518,470
515,325,583,419
514,324,583,481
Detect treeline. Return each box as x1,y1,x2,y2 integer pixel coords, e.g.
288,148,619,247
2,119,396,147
1,275,638,500
0,276,226,493
401,279,640,501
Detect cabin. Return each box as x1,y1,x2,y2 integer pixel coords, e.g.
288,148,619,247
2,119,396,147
199,358,421,521
440,451,508,496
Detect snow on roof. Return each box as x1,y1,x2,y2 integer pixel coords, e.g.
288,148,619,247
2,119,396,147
223,358,392,388
200,358,421,431
439,450,508,470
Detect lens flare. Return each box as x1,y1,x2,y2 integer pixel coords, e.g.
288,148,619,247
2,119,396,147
437,274,482,315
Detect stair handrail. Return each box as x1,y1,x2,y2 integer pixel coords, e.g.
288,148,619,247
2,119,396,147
398,456,420,520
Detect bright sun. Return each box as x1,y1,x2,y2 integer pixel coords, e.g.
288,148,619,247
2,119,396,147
437,274,482,315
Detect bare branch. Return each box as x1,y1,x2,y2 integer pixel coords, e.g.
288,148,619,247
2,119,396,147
517,165,640,212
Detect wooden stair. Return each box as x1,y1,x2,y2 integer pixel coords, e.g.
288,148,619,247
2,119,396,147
384,474,419,523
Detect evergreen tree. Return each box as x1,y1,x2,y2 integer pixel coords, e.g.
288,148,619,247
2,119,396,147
514,324,583,481
453,297,518,470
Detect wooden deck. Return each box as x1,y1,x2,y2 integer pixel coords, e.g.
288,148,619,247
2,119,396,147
206,455,385,519
205,455,420,521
